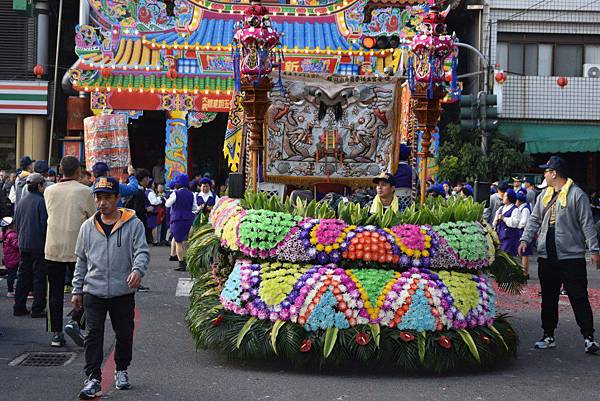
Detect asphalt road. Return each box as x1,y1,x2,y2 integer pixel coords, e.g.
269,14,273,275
1,248,599,401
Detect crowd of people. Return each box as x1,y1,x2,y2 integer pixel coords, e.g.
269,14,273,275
0,152,598,398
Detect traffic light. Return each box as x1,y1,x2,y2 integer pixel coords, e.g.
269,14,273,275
460,94,478,132
479,93,498,131
459,93,499,132
362,35,401,50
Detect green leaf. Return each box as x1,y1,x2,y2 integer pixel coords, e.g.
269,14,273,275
236,317,257,349
323,327,339,358
489,325,509,351
270,320,286,354
457,329,480,363
369,323,381,348
418,331,426,365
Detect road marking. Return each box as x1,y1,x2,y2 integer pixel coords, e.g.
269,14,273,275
176,278,193,297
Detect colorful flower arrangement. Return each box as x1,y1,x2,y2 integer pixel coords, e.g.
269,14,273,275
220,262,495,332
208,199,495,272
188,194,522,373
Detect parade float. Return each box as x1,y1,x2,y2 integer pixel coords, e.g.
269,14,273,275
183,1,526,373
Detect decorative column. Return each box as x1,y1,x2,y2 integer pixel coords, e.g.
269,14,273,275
165,111,188,183
407,0,458,204
240,77,271,192
232,2,282,192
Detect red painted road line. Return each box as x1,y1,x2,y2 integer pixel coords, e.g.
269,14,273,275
92,307,141,399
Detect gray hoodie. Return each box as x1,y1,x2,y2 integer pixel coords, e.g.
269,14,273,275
520,182,599,260
72,208,150,298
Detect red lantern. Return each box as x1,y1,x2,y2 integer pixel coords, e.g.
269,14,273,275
101,67,111,78
167,67,178,80
438,335,452,349
33,64,45,78
355,332,370,346
399,331,415,342
300,339,312,353
557,76,568,89
495,71,507,85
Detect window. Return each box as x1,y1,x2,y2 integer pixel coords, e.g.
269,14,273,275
554,45,583,77
497,33,600,77
585,45,600,64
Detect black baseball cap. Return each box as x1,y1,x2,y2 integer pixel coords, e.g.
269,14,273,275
373,172,396,187
93,176,119,194
92,162,109,177
34,160,49,174
539,155,567,174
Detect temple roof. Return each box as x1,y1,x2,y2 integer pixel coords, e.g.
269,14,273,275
145,18,359,51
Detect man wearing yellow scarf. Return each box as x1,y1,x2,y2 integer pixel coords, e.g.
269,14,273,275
519,156,600,354
369,172,399,215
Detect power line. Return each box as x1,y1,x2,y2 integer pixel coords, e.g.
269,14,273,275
503,0,553,22
539,0,600,22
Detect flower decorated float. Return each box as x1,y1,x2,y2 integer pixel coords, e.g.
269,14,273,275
186,193,526,373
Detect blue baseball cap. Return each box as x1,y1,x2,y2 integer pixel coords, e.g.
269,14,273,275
34,160,49,174
539,156,567,175
505,188,517,203
199,177,211,185
19,156,34,169
93,176,119,194
92,162,110,177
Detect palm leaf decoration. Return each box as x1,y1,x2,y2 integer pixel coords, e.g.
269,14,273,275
236,317,257,349
457,329,481,364
323,327,339,358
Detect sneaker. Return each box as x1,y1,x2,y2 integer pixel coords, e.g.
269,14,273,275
560,289,568,296
6,291,14,298
174,261,187,272
64,320,85,347
51,333,66,347
137,285,150,292
534,335,556,349
585,337,600,354
79,378,102,399
115,370,131,390
27,292,33,299
169,255,178,261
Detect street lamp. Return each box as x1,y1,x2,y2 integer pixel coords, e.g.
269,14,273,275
232,2,282,192
407,0,458,204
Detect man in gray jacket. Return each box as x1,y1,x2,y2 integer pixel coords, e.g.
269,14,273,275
519,156,600,354
71,176,150,399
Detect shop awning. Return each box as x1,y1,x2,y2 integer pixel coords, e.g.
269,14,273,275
500,121,600,154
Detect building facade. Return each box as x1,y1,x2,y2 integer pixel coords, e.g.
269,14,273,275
0,0,50,168
486,0,600,190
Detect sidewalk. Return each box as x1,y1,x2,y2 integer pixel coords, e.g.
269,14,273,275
0,248,599,401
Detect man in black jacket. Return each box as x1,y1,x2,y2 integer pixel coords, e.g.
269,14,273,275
13,173,48,317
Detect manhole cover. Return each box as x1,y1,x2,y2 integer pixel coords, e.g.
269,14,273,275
9,352,76,367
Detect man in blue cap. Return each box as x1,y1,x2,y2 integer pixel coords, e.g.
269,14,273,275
72,176,150,398
369,172,399,214
519,155,600,354
392,144,416,211
9,155,35,207
523,177,538,205
91,162,139,199
484,180,510,225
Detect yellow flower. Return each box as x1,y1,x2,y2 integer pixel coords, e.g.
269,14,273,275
425,235,431,241
422,250,430,257
316,244,324,251
325,245,333,253
332,243,340,250
310,237,318,245
414,250,421,258
406,249,414,257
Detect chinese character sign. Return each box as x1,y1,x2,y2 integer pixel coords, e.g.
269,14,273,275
83,114,131,177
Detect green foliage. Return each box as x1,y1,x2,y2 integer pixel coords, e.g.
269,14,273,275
488,251,528,295
438,124,531,182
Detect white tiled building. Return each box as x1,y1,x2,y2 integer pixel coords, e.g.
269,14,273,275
484,0,600,190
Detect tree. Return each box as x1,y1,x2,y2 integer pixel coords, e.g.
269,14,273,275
437,124,531,183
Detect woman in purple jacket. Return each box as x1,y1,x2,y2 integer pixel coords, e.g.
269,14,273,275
165,174,197,271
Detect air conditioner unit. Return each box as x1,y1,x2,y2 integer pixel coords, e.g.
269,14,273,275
584,64,600,78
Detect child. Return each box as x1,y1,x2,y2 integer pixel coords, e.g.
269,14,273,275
1,217,19,297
